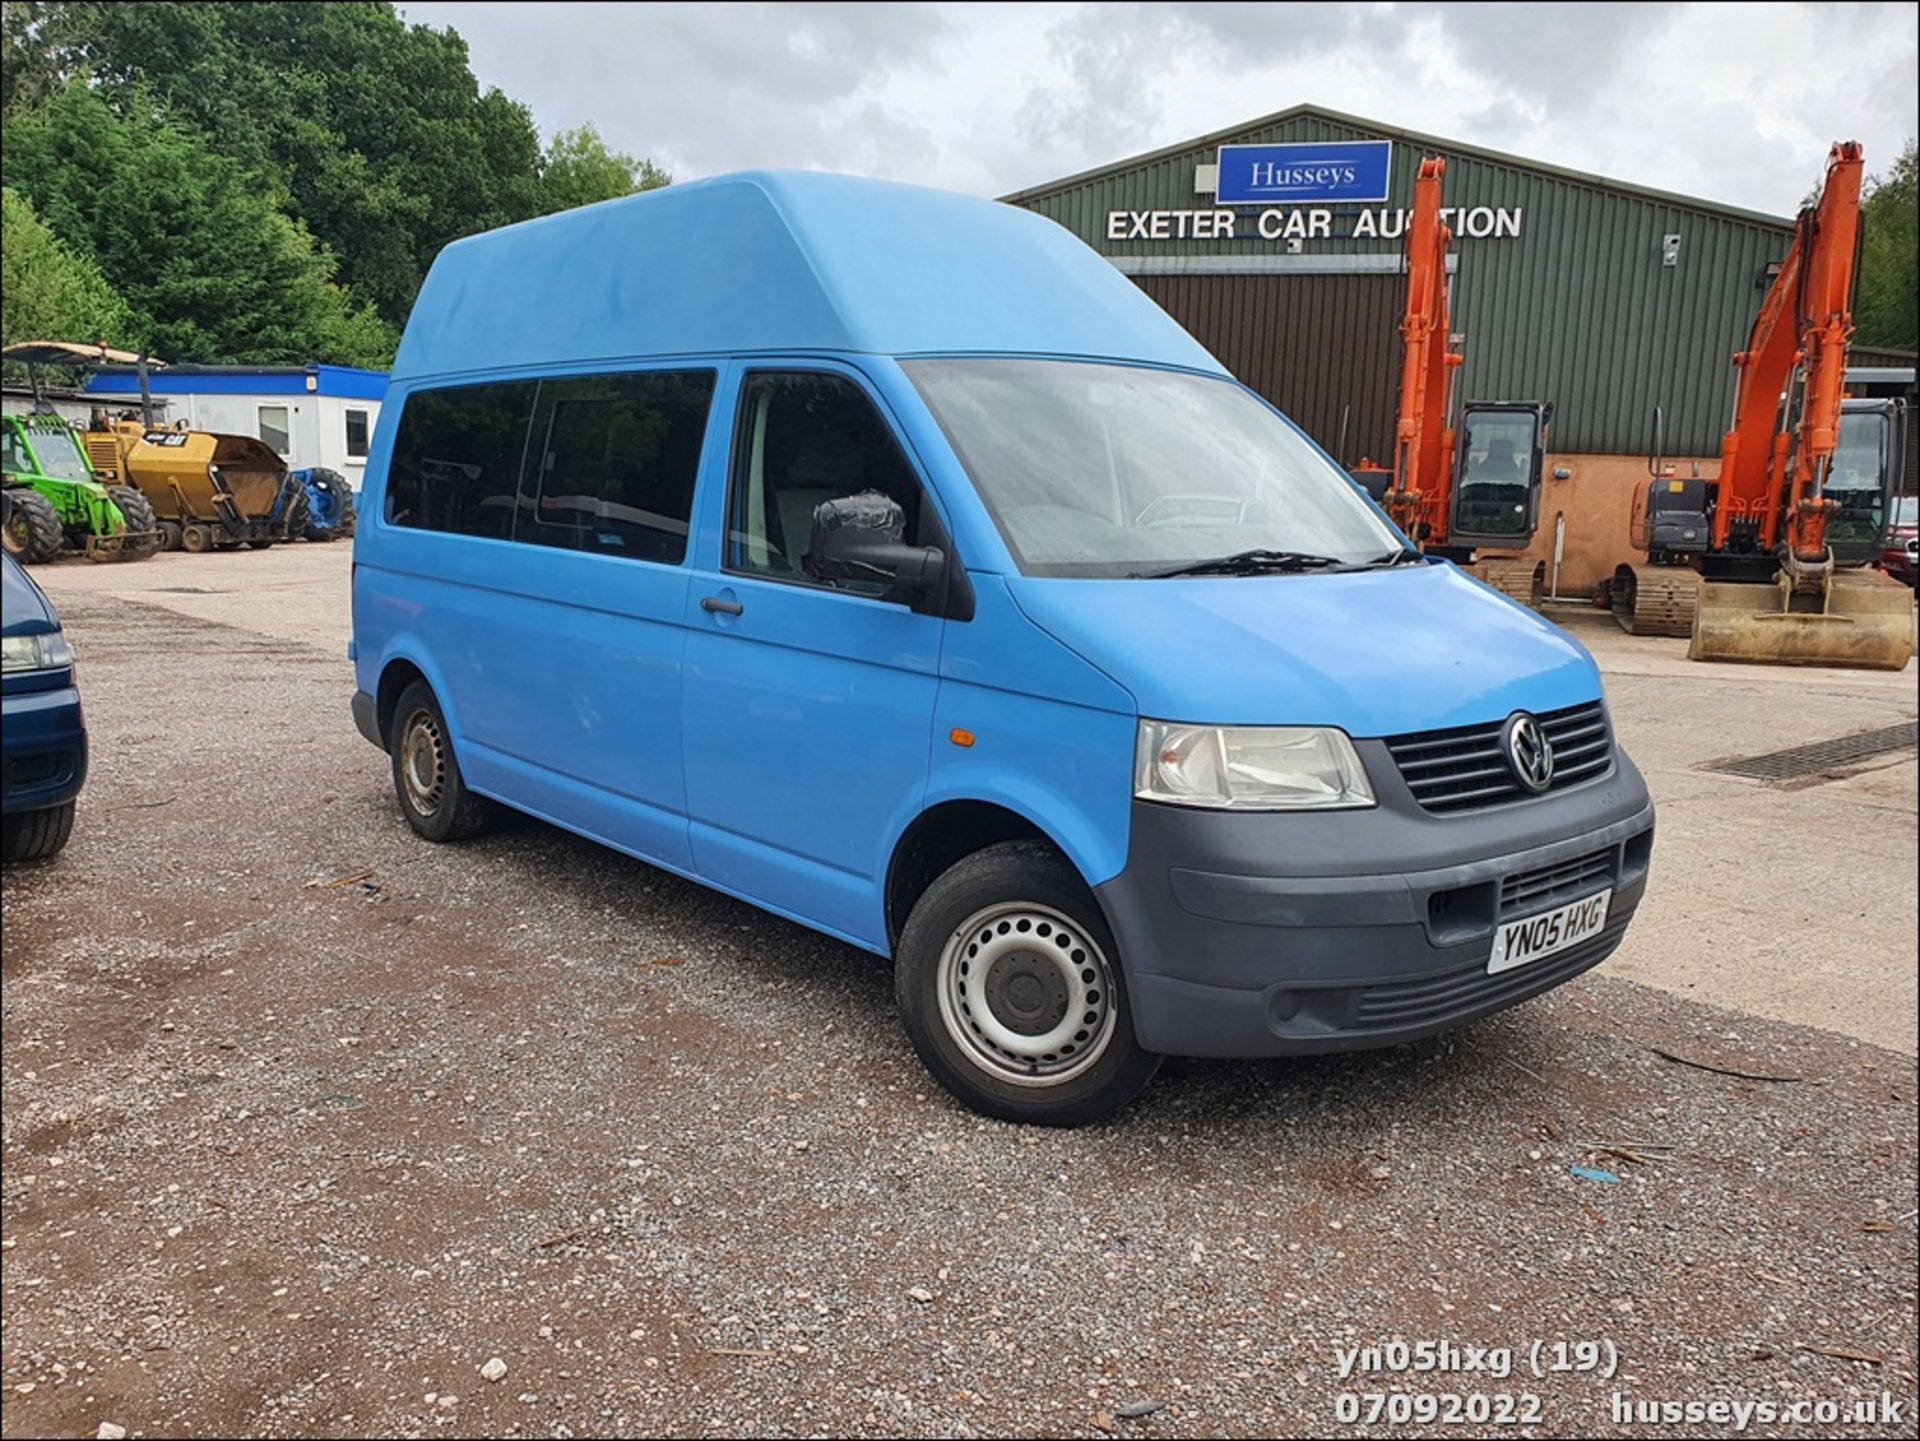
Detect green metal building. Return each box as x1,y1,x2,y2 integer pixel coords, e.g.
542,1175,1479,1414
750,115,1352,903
1003,104,1798,464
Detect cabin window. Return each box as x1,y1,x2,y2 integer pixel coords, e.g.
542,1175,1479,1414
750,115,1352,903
518,370,715,566
384,382,536,541
345,408,370,459
258,405,291,455
726,371,930,594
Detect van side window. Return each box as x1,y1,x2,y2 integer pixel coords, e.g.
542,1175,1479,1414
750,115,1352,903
384,382,535,540
521,371,714,565
727,372,927,589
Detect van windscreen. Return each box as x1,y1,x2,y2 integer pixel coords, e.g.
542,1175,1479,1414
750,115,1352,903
905,359,1399,577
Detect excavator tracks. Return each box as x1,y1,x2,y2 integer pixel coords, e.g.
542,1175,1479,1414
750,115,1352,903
1475,558,1545,607
1612,563,1698,637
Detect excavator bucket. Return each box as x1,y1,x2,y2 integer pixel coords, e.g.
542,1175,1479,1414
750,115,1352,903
1689,570,1914,671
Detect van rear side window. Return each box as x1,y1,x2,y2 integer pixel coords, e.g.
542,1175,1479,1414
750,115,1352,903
384,372,715,562
523,371,714,565
385,382,535,541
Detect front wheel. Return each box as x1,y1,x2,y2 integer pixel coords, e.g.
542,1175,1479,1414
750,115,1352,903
895,841,1160,1126
106,486,161,559
2,801,76,863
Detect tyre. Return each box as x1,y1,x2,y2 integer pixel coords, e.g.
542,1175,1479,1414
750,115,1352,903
107,486,161,559
303,468,355,541
895,841,1161,1126
180,524,213,553
387,680,498,842
2,801,76,863
158,521,183,552
2,489,67,564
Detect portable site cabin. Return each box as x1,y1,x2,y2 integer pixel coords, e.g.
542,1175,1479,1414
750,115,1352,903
84,364,388,489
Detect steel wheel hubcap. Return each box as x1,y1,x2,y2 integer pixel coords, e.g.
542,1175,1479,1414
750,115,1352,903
400,710,447,817
936,901,1118,1087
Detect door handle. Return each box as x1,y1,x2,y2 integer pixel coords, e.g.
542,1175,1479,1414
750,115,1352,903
700,595,744,616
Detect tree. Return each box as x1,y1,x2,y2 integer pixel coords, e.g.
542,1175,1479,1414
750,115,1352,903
1,3,673,347
1855,139,1917,352
29,1,555,324
0,184,134,348
540,123,670,214
3,81,394,366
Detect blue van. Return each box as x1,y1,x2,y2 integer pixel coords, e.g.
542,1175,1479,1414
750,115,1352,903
350,172,1654,1125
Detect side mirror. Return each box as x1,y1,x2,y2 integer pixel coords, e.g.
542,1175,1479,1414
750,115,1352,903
806,491,945,593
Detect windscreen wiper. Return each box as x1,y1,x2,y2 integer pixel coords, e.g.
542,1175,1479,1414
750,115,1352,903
1364,548,1427,567
1136,548,1350,579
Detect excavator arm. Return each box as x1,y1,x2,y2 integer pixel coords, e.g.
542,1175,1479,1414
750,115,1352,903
1711,141,1864,564
1688,141,1910,669
1382,157,1463,545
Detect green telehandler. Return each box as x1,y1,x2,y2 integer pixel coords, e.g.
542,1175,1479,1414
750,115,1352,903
1,411,161,563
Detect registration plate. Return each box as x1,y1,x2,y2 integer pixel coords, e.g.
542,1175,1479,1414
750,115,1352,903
1487,888,1612,975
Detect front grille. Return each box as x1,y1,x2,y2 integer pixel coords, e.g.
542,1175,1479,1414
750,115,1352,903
1353,916,1627,1029
1499,848,1613,917
1384,702,1613,814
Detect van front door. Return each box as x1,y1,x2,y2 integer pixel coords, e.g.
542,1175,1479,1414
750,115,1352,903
680,368,946,948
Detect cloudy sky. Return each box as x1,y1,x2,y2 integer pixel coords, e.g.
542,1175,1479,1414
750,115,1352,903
403,1,1917,216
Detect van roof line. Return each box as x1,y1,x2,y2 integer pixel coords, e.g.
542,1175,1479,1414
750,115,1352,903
391,170,1226,383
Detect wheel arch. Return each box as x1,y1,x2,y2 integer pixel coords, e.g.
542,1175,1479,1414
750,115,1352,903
372,648,466,749
883,792,1123,951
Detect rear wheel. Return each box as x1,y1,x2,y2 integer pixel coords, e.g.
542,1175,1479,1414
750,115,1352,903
180,525,213,553
2,801,75,863
388,680,498,842
158,521,183,552
895,841,1161,1126
2,489,66,564
107,486,161,559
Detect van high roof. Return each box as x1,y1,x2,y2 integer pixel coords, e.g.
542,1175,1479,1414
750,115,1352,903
391,170,1224,383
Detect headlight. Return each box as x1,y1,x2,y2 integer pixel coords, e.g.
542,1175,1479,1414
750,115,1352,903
1,632,75,673
1135,721,1375,810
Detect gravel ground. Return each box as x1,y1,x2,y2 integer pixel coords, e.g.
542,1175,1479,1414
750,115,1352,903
2,584,1916,1440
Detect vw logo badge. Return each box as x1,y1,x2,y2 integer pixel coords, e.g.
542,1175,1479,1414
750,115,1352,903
1503,712,1555,794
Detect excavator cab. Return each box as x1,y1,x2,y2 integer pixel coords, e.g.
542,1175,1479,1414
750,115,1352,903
1822,398,1904,565
1448,401,1549,548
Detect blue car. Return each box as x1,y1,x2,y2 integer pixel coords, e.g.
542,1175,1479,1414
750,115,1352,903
2,550,85,862
349,172,1654,1125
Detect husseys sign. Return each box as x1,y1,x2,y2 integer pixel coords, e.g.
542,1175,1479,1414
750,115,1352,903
1105,138,1526,243
1215,140,1391,204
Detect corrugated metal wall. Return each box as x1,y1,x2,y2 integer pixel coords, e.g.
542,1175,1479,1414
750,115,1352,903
1133,273,1402,463
1011,110,1797,457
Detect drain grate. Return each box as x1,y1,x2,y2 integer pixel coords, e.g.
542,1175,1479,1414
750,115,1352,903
1706,722,1918,781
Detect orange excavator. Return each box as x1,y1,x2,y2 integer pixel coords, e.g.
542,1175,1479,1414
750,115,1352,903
1613,141,1912,668
1351,156,1550,604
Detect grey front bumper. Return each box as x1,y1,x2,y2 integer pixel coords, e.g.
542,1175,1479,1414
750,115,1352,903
1096,742,1655,1058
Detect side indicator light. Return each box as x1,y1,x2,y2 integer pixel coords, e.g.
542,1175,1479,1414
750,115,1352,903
949,728,975,748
